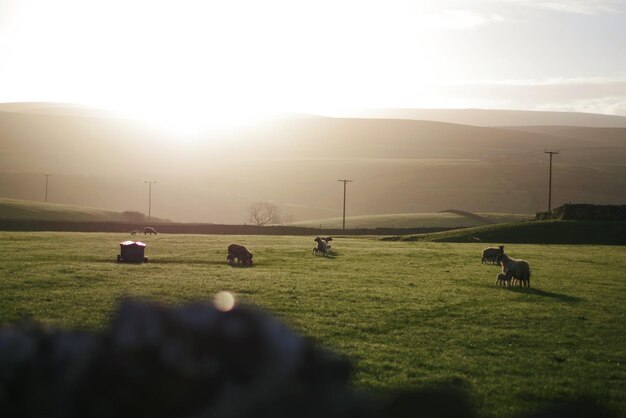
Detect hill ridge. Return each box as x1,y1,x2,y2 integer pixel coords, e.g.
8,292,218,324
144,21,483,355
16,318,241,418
0,198,170,223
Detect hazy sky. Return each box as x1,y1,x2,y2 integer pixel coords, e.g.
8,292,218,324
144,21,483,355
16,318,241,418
1,0,625,126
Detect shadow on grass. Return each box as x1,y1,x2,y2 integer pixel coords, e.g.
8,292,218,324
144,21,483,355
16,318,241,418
312,250,339,259
227,263,255,269
152,259,233,266
313,254,338,259
92,258,227,266
509,286,582,303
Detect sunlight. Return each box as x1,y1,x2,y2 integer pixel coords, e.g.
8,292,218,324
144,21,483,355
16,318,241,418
116,103,271,136
0,0,452,123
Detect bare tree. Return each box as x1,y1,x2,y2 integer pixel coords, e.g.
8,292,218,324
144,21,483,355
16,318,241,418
247,201,282,225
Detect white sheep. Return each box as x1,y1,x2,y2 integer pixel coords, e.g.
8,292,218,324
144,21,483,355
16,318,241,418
497,253,531,287
313,237,328,256
144,226,158,235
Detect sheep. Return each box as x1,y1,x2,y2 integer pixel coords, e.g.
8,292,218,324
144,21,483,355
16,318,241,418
130,229,139,235
321,237,333,249
144,226,157,235
496,253,531,287
313,237,328,256
495,272,512,288
227,244,253,266
481,245,504,264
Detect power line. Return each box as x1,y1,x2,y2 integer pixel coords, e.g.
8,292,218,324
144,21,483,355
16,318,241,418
337,179,353,230
44,174,51,203
145,180,157,221
545,150,559,212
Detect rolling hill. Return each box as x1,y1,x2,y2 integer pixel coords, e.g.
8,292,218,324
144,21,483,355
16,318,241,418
338,108,626,128
1,103,626,223
384,219,626,245
0,198,168,223
286,211,532,229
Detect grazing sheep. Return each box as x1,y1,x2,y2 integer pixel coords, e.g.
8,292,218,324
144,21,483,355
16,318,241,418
144,226,157,235
497,253,531,287
313,237,328,256
227,244,253,266
495,272,511,287
481,245,504,264
130,229,139,235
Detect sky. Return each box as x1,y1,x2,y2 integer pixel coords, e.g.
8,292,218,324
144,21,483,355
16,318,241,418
0,0,625,128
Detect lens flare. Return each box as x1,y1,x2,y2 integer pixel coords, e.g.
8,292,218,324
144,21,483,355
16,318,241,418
213,291,236,312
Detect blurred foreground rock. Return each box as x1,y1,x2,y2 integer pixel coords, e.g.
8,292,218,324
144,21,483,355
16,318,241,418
0,298,614,418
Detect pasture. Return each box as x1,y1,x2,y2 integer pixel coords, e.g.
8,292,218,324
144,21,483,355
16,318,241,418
1,231,625,417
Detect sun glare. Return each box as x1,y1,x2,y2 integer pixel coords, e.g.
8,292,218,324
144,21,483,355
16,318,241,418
118,104,271,137
213,291,236,312
0,0,451,122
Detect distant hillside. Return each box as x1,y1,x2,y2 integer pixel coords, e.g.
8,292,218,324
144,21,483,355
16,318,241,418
0,198,169,223
340,108,626,128
286,212,532,229
385,220,626,245
1,102,626,223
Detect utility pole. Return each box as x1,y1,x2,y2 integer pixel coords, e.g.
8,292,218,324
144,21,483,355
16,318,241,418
44,174,50,203
545,150,559,212
145,180,157,221
337,179,353,230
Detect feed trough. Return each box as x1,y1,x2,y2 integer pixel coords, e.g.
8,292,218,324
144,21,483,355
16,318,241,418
117,241,148,263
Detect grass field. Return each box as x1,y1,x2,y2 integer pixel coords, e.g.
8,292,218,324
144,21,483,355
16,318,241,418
1,231,625,417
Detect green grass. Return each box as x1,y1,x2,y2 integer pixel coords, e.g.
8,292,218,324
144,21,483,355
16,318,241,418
0,232,625,417
286,212,533,229
388,220,626,245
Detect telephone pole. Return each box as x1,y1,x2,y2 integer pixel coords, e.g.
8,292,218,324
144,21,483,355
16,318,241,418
337,179,353,230
545,150,559,212
145,180,157,221
44,174,51,203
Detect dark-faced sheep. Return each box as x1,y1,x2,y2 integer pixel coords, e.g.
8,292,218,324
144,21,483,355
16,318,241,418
481,245,504,264
313,237,328,256
496,272,512,287
227,244,253,266
321,237,333,249
144,226,157,235
497,253,531,287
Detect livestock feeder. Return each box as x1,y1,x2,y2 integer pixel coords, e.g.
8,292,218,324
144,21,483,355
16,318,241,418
117,241,148,263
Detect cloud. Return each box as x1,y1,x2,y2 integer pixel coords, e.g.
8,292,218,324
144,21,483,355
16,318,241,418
535,97,626,116
437,76,626,116
488,0,624,15
417,10,504,30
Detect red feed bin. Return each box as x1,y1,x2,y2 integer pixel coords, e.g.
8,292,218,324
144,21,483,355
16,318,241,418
117,241,148,263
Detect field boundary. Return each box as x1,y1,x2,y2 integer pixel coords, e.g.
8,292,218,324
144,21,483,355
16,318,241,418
0,219,454,236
